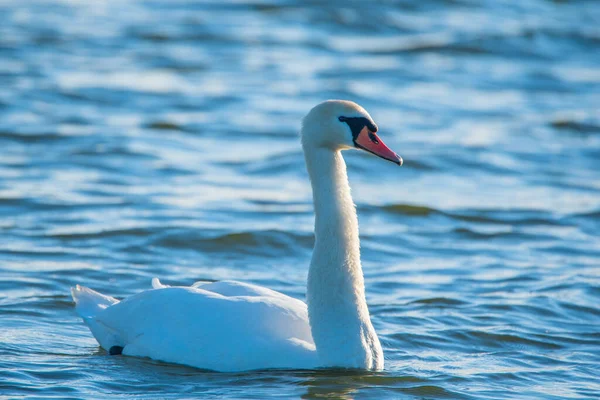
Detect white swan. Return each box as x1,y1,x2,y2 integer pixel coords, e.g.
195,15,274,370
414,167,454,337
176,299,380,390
71,100,402,372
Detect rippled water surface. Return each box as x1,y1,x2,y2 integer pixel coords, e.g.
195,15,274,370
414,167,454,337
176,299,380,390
1,0,600,398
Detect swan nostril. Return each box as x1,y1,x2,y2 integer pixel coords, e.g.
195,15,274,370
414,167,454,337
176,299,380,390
368,132,379,144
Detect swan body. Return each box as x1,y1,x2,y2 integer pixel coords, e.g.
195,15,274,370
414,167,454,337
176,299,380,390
72,280,316,371
72,100,402,372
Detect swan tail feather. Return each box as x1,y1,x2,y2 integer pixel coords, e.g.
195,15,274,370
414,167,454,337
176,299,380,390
71,285,122,351
151,277,169,289
71,285,118,318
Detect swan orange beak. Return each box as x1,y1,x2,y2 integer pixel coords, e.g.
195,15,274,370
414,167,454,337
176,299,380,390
354,126,403,166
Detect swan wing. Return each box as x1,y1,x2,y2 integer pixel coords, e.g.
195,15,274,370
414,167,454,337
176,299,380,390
194,279,302,300
155,278,298,300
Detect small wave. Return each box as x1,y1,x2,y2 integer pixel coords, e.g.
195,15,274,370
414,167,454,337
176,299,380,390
47,227,154,240
456,330,563,350
0,130,64,143
152,229,312,256
328,33,489,56
380,203,562,227
409,297,468,306
400,385,457,398
448,212,560,226
567,209,600,220
550,119,600,134
144,120,189,132
134,31,172,43
381,204,438,216
451,227,517,239
557,301,600,319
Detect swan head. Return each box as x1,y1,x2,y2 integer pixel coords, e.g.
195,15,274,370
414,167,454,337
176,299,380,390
301,100,402,165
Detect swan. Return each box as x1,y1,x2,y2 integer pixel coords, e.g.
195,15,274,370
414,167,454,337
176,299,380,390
71,100,403,372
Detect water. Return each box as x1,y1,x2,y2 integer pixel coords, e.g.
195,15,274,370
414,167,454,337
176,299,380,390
1,0,599,398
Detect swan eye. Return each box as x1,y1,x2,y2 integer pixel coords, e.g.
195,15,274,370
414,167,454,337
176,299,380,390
368,132,379,144
338,116,347,122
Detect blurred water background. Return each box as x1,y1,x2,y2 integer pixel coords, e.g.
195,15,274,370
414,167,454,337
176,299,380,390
1,0,600,398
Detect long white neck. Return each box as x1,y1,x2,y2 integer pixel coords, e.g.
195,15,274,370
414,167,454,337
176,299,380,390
303,145,383,370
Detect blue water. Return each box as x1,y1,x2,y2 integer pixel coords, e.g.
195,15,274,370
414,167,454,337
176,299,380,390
1,0,600,398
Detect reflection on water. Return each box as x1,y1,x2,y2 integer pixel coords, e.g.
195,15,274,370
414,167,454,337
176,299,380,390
1,0,599,398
